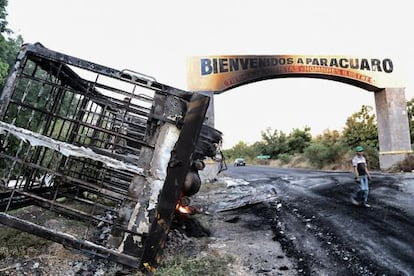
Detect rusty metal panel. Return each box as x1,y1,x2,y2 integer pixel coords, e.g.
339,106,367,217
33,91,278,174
140,93,210,272
0,43,221,271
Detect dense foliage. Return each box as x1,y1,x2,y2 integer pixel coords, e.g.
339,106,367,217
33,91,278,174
0,0,8,33
303,129,349,169
0,0,23,88
222,104,411,170
341,105,378,149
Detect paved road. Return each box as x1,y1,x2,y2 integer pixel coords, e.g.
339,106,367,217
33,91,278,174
220,165,414,276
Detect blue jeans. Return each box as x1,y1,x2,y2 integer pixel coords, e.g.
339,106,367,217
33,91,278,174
354,175,369,203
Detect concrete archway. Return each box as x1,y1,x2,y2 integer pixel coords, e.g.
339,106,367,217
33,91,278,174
187,55,412,170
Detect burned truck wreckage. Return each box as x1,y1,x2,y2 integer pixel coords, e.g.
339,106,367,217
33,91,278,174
0,43,223,272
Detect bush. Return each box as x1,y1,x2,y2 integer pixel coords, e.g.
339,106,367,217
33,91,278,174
303,143,331,169
304,142,350,169
277,153,291,164
387,154,414,172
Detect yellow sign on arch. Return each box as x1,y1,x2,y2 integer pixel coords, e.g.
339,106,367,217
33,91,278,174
187,55,405,93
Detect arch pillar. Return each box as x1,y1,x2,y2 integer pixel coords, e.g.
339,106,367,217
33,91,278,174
375,88,412,170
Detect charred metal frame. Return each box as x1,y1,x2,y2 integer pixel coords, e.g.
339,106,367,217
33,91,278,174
0,43,215,271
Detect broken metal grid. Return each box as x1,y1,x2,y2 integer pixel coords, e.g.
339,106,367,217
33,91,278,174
0,43,206,269
1,45,152,209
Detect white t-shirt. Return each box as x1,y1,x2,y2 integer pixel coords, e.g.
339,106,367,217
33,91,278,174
352,155,367,176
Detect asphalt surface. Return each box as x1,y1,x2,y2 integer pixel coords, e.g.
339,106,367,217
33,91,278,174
220,165,414,276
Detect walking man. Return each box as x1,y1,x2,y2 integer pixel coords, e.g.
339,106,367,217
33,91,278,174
351,146,372,207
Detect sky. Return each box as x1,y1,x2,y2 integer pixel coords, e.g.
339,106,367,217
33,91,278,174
5,0,413,149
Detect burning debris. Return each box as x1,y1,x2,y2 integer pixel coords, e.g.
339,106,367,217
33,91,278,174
0,43,222,273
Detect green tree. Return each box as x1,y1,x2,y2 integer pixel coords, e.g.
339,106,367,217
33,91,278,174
342,105,378,149
341,105,379,169
1,0,22,88
231,141,250,157
314,129,342,145
260,127,288,158
222,141,248,161
0,0,9,33
286,127,312,154
251,141,267,157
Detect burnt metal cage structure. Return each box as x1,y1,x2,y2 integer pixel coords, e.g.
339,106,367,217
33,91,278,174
0,43,221,271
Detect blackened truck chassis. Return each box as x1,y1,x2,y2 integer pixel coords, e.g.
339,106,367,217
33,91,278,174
0,43,222,272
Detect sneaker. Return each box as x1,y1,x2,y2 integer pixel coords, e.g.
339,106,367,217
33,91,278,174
363,203,371,208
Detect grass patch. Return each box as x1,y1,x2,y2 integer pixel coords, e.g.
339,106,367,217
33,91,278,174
0,226,50,258
154,252,234,276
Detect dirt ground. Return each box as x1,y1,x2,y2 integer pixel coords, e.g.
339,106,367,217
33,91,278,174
0,176,297,276
1,167,412,275
217,166,414,276
184,180,298,276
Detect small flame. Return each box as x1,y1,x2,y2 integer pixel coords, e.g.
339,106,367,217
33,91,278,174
176,203,192,214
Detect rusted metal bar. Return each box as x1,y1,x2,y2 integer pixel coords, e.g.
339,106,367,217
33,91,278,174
6,99,150,149
0,212,141,268
139,93,210,273
0,46,28,119
0,152,139,202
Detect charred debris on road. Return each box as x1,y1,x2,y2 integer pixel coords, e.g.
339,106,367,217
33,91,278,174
0,43,223,273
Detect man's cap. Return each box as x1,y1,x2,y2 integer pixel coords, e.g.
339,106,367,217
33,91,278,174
356,146,364,152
